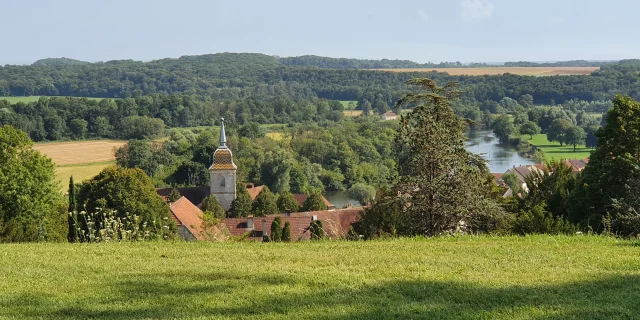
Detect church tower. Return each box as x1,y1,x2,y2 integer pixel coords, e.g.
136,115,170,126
209,118,237,211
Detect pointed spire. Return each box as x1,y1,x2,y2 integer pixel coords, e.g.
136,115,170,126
219,117,227,147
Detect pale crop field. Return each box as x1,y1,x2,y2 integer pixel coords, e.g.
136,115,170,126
0,236,639,319
34,140,126,191
371,67,599,76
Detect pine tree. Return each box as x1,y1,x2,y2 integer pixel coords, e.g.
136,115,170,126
228,183,252,218
270,217,282,242
394,79,505,236
252,186,279,217
282,221,291,242
67,176,77,242
302,192,327,211
277,191,300,213
200,195,226,219
168,188,181,202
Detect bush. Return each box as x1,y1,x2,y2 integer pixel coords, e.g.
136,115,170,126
310,220,324,240
302,192,328,211
513,204,576,235
282,221,291,242
270,217,282,242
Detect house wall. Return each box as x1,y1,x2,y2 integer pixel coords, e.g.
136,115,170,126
177,226,198,241
210,169,236,211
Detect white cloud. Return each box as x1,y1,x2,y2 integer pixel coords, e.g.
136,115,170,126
461,0,494,23
417,9,429,22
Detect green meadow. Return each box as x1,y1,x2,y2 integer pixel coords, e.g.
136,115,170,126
527,134,593,161
1,236,639,319
0,96,103,104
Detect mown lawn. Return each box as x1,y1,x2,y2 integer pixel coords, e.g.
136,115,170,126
1,236,639,319
527,134,593,161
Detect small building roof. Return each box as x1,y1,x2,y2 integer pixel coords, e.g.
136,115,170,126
246,185,265,201
169,197,205,240
156,187,210,207
383,112,397,117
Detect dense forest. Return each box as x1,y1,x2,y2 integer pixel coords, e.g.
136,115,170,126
0,53,637,104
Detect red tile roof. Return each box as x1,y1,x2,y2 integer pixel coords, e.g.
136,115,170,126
383,112,397,117
218,208,362,241
169,197,205,240
291,194,335,209
246,185,265,201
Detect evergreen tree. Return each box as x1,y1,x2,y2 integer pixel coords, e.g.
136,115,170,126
567,95,640,233
252,186,279,217
228,183,252,218
168,188,182,202
282,221,291,242
270,217,282,242
393,79,505,236
310,220,324,240
302,192,328,211
276,191,300,213
67,176,77,242
200,195,226,219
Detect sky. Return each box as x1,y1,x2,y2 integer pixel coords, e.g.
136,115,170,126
1,0,638,65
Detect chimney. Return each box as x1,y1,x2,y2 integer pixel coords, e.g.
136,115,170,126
312,215,318,221
247,216,254,229
284,209,291,217
262,219,268,237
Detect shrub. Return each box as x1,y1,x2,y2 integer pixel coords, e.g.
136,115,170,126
270,217,282,242
282,221,291,242
310,220,324,240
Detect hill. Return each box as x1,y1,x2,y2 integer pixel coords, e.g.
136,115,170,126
0,236,638,319
31,57,90,66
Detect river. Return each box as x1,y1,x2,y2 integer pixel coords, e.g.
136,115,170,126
465,130,536,173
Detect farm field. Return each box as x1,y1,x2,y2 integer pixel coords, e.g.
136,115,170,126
0,236,639,319
527,134,593,161
0,96,103,104
34,140,126,190
371,67,599,76
340,100,357,109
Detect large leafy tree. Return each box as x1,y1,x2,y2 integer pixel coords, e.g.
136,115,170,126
200,195,226,219
251,186,279,217
276,191,300,213
0,125,67,242
519,121,541,139
394,79,505,236
567,95,640,232
76,166,174,230
302,192,328,211
228,183,252,218
565,126,586,152
547,119,572,146
491,115,513,143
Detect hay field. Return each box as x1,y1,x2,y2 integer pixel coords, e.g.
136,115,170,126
33,140,125,165
371,67,599,76
1,236,639,319
34,140,126,190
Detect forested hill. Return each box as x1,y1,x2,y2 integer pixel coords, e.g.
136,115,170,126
31,57,90,66
1,53,639,103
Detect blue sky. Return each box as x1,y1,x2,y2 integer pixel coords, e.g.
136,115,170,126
0,0,637,64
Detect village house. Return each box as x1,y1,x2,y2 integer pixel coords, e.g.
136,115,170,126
381,111,398,120
157,118,356,241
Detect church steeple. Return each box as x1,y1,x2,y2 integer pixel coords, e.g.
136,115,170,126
209,117,236,211
219,117,227,148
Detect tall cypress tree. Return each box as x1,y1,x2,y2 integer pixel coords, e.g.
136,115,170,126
270,217,282,242
67,176,77,242
282,221,291,242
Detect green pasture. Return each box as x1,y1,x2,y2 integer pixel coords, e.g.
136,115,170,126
527,134,593,161
0,236,639,319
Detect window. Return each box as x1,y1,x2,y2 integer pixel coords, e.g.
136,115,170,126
221,178,226,187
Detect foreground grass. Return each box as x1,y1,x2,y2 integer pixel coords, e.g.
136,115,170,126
528,134,593,161
1,236,639,319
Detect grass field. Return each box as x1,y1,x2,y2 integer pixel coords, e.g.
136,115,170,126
0,96,103,104
340,100,357,109
0,236,639,319
344,110,363,117
527,134,593,161
34,140,126,190
371,67,599,76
